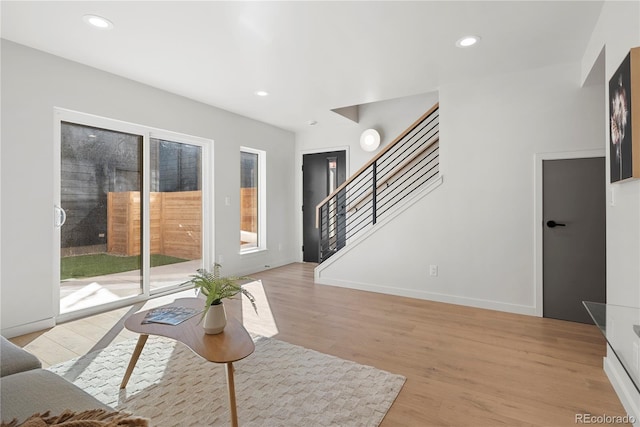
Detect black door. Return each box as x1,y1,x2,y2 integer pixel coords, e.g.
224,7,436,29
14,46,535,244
543,157,606,323
303,151,346,262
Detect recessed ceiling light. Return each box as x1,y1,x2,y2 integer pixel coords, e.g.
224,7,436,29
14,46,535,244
254,90,269,97
83,14,114,30
456,35,480,48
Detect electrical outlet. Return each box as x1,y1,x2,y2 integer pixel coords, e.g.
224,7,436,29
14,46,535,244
429,265,438,277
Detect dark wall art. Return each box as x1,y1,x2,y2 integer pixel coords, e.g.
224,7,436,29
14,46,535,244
609,47,640,183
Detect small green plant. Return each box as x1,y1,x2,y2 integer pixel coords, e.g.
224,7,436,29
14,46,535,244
189,263,257,317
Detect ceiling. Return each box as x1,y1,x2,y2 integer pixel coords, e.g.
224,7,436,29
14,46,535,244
1,1,604,132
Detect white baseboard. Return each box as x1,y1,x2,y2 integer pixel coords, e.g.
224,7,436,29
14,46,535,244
314,276,537,316
1,317,56,339
603,354,640,426
237,257,299,277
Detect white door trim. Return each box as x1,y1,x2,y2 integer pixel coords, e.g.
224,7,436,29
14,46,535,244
533,149,605,317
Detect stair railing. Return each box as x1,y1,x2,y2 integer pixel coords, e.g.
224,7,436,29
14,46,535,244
316,103,439,263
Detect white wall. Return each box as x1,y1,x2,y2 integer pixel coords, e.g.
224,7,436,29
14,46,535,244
297,92,439,172
581,1,640,422
0,40,297,336
583,0,640,311
315,60,604,315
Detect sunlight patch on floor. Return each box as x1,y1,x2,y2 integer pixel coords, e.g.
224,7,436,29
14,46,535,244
58,260,201,315
241,280,279,337
60,282,121,313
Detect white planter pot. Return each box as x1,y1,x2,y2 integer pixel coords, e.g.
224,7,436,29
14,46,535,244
203,303,227,334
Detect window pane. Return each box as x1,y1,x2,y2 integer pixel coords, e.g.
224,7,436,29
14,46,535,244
150,138,202,292
240,151,259,250
60,122,143,314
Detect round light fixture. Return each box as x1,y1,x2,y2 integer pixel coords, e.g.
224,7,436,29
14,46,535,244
360,129,381,152
83,14,114,30
456,35,480,48
254,90,269,97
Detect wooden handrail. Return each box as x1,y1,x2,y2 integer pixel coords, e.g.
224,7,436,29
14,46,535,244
315,102,439,227
346,138,439,213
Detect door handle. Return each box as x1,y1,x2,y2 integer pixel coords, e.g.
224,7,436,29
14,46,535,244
54,205,67,228
546,220,566,228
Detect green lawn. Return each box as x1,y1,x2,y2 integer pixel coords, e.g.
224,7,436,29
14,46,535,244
61,253,188,280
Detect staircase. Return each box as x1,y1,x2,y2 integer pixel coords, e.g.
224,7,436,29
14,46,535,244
316,103,440,263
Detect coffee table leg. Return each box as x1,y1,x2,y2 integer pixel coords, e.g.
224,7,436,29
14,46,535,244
225,362,238,427
120,334,149,389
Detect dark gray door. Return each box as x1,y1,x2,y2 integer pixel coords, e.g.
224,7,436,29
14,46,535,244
543,157,606,323
303,151,346,262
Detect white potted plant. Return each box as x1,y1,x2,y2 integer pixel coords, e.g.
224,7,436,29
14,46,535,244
189,263,257,334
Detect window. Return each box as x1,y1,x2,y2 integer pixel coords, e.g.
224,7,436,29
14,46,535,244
240,147,266,252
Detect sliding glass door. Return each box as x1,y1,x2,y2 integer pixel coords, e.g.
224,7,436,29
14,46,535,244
55,110,211,320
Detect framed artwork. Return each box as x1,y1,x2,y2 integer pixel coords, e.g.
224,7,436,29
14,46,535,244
609,47,640,183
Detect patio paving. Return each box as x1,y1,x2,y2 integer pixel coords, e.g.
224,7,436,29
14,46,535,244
60,259,201,313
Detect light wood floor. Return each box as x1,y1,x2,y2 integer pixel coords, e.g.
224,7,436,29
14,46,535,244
11,263,629,426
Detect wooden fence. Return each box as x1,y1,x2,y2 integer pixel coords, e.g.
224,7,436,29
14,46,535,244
107,191,201,260
240,187,257,242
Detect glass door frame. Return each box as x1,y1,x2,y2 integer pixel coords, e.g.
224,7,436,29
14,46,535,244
53,108,214,323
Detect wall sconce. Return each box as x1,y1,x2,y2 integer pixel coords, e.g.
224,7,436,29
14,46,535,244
360,128,381,152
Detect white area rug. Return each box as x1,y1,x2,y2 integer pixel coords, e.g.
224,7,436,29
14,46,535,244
48,336,405,426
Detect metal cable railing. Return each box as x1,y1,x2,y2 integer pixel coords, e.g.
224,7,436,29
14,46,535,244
316,103,440,263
